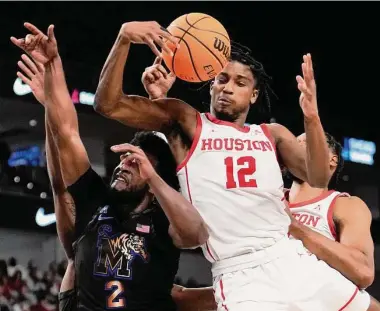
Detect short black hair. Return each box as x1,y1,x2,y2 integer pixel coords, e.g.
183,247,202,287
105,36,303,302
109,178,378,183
229,42,275,114
325,132,344,188
130,131,179,191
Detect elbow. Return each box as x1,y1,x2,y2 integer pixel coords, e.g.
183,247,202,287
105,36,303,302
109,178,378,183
173,223,209,249
356,268,374,289
93,91,119,117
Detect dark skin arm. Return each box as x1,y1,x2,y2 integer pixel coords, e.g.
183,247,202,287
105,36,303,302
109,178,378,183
11,23,91,187
289,196,374,289
15,54,75,259
94,22,197,159
268,54,330,188
112,143,209,248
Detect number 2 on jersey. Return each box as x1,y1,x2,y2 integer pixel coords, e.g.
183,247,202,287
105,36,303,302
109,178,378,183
224,156,257,189
105,280,125,308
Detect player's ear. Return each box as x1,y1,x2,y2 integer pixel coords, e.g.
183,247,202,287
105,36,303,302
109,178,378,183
209,81,214,96
330,155,338,169
250,89,259,105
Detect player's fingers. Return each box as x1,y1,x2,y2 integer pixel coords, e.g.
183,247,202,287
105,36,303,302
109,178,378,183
25,34,35,45
152,70,162,80
306,53,315,80
10,37,25,49
144,72,155,83
21,54,39,74
16,71,32,86
144,38,162,58
17,60,34,79
153,56,162,65
153,35,173,56
296,75,308,93
159,27,179,47
47,24,56,42
154,64,168,78
111,143,142,154
24,22,44,35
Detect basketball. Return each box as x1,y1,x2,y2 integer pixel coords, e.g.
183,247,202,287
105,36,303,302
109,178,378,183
162,13,231,83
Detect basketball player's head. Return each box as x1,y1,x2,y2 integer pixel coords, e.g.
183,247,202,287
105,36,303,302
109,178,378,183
285,132,344,188
109,131,179,205
210,43,272,123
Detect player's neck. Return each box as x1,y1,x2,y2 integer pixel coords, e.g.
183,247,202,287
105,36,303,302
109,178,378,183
288,181,328,205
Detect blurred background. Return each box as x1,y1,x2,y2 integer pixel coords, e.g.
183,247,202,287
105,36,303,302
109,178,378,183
0,2,379,310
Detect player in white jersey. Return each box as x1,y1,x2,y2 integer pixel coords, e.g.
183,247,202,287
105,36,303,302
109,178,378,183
94,21,369,310
285,132,380,310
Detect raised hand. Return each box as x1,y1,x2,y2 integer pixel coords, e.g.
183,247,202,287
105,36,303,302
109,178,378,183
296,54,318,119
119,21,178,57
142,57,176,99
16,54,46,105
111,143,158,182
11,22,58,65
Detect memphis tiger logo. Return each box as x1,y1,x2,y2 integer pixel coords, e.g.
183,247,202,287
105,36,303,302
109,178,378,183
93,224,149,279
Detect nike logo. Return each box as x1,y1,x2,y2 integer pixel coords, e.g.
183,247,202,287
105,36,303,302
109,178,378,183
98,214,113,221
13,77,32,96
35,208,56,227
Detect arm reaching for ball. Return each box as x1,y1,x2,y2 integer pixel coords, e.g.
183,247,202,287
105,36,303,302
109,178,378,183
94,22,198,140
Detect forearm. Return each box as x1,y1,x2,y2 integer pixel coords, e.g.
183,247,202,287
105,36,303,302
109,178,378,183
290,222,371,286
44,55,79,136
94,32,131,114
45,114,65,194
44,55,90,186
174,286,216,311
304,116,330,187
148,173,208,247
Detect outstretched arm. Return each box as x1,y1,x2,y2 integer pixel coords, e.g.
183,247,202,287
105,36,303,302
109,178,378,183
289,196,374,289
15,54,75,258
269,54,330,188
94,22,197,138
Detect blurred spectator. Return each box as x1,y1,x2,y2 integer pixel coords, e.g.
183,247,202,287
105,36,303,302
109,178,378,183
0,258,67,311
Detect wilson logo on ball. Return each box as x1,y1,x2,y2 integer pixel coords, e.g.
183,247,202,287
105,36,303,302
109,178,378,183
213,38,230,59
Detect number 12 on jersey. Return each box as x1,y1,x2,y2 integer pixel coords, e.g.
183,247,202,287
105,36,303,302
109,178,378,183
224,156,257,189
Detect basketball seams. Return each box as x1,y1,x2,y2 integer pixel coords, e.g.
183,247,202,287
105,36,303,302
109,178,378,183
176,38,202,82
170,14,210,80
172,25,224,69
185,14,230,41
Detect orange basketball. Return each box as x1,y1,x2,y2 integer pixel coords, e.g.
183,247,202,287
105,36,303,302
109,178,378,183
162,13,231,83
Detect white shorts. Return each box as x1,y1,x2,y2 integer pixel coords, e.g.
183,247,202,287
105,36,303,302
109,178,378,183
213,241,370,311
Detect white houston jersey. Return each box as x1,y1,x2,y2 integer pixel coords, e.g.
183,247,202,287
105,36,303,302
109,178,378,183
177,113,290,264
288,190,350,242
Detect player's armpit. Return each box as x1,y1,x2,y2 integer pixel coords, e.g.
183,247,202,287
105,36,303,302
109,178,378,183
334,196,375,288
267,122,329,188
266,123,308,182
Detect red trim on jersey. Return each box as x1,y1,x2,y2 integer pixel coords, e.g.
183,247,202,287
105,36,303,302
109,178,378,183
260,123,277,157
219,279,229,311
205,113,250,133
176,112,202,172
288,190,335,208
327,192,350,240
206,241,216,262
338,287,359,311
184,166,193,204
